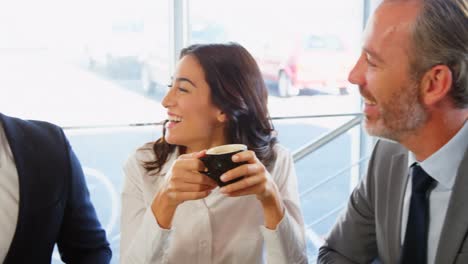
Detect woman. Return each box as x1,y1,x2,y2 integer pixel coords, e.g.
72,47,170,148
121,43,307,263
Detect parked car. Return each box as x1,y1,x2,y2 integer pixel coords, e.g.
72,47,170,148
255,34,353,97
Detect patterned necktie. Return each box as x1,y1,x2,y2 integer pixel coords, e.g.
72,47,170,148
400,163,435,264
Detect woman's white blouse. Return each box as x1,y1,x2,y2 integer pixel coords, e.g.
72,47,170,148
120,143,307,264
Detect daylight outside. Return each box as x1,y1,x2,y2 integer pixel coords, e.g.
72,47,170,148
0,0,378,262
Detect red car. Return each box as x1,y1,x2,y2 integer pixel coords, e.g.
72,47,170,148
256,34,353,97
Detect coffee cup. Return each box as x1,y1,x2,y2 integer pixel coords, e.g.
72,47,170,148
200,144,248,187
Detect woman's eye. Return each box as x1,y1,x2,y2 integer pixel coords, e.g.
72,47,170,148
167,82,188,93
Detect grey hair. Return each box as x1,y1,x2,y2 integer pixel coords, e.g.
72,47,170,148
409,0,468,108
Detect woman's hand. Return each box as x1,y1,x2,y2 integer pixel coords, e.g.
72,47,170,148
218,150,276,201
219,150,284,229
162,151,218,206
152,151,217,228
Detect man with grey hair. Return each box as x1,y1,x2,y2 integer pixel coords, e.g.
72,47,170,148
318,0,467,263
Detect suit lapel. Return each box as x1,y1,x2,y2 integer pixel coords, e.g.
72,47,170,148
386,152,409,263
435,148,468,264
0,114,35,259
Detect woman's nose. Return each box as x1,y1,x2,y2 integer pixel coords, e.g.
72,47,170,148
161,87,174,108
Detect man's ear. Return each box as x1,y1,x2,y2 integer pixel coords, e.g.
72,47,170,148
420,64,453,106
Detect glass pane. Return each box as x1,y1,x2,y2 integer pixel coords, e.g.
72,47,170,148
0,0,169,127
0,1,169,263
1,1,371,263
189,0,363,114
273,118,373,260
188,3,366,259
59,126,161,263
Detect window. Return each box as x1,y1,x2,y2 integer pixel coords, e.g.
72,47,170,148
189,0,370,260
1,1,375,262
1,0,169,262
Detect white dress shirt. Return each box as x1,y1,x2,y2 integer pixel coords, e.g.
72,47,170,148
120,143,307,264
0,123,20,262
401,121,468,264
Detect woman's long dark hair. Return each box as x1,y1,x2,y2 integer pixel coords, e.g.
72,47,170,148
144,42,277,173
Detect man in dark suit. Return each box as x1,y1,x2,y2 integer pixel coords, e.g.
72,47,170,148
0,113,111,263
318,0,467,263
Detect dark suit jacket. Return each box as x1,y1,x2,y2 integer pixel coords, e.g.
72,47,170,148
318,139,468,264
0,113,111,263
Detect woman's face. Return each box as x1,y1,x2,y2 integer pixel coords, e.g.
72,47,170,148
162,54,228,153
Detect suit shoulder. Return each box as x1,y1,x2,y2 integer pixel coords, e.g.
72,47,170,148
26,119,62,133
4,116,68,158
373,138,407,159
10,117,64,141
366,139,408,186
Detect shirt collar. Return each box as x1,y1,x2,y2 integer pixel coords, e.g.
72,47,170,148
409,121,468,190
